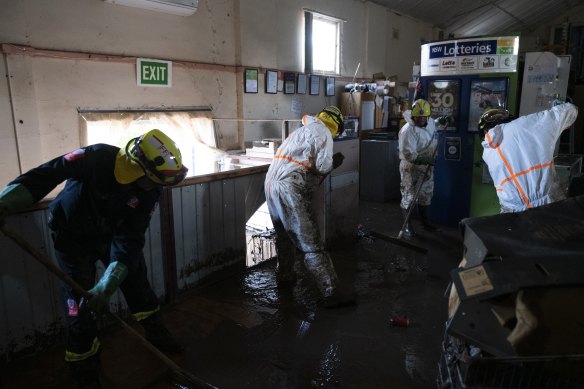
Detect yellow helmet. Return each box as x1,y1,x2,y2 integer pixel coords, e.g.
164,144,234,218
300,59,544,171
125,129,188,186
411,99,431,117
316,106,344,137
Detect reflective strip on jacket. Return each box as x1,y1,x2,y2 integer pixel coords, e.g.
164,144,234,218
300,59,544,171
265,116,333,192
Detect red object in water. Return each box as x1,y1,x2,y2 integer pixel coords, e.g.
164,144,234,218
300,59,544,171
389,315,410,327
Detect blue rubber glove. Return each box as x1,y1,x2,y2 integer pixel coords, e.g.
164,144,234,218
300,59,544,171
87,261,128,313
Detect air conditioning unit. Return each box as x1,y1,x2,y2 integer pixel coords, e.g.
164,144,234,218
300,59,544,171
103,0,198,16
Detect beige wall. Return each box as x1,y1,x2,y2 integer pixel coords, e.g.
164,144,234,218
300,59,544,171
0,0,440,186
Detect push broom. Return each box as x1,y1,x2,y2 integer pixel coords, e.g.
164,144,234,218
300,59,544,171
369,147,438,254
0,224,217,389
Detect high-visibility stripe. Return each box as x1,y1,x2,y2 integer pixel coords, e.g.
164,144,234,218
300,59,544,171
499,160,555,186
65,337,101,362
486,131,500,149
272,154,312,170
266,152,291,197
492,138,532,209
133,306,160,322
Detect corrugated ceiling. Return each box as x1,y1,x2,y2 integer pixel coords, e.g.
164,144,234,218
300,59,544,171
371,0,584,38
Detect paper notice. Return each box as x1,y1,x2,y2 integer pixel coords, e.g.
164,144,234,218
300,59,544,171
458,265,494,297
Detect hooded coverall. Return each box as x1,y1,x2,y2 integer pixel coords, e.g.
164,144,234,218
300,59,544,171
398,110,438,210
482,102,578,213
264,116,338,298
8,144,161,363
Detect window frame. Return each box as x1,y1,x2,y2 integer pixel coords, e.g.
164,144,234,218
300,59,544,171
78,108,221,177
304,10,342,76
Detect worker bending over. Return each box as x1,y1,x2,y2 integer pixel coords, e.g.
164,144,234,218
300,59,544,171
479,102,578,213
0,129,188,389
264,106,346,306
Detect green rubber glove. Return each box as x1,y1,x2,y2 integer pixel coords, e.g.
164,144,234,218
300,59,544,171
332,152,345,169
414,155,435,166
0,184,35,223
436,115,452,129
87,261,128,313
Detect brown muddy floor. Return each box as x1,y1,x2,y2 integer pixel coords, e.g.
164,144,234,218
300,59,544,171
0,200,463,389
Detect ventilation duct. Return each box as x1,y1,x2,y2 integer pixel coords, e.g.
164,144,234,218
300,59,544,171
103,0,198,16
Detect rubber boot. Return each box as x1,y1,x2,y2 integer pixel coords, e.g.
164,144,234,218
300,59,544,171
418,205,440,231
304,251,338,298
275,248,297,285
322,286,358,309
68,353,102,389
141,312,185,353
400,207,415,238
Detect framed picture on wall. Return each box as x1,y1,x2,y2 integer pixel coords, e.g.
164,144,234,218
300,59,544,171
297,74,307,94
244,68,258,93
284,72,296,94
265,70,278,94
309,75,320,95
325,77,335,96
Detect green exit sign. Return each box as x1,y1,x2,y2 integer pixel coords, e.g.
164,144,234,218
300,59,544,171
137,58,172,87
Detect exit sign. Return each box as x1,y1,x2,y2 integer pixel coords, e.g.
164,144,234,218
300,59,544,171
137,58,172,87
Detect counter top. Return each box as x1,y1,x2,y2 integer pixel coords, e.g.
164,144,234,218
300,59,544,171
178,161,270,186
28,161,270,210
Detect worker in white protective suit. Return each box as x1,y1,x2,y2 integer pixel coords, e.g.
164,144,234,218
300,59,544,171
479,102,578,213
398,99,445,238
264,106,345,304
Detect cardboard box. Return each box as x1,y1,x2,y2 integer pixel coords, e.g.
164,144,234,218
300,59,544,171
340,92,376,118
340,92,378,131
374,95,393,129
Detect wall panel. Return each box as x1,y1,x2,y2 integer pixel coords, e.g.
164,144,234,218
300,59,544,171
0,169,266,361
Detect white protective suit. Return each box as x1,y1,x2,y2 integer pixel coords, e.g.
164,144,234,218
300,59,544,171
482,102,578,213
264,115,338,297
398,110,438,210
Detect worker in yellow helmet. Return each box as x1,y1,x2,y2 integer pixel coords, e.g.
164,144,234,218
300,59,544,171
0,129,188,388
265,106,351,308
398,99,444,237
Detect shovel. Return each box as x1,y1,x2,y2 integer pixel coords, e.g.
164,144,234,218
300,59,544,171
0,224,217,389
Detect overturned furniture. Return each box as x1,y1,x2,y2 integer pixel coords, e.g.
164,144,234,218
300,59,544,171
439,195,584,389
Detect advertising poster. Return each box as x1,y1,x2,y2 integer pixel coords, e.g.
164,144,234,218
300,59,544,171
468,79,508,132
428,80,460,131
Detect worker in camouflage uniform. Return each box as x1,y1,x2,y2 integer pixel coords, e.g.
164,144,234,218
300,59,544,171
0,129,188,389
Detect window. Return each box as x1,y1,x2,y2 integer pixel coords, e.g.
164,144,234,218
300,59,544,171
305,10,341,75
79,109,223,177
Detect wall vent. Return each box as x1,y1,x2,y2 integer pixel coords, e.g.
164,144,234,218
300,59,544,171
103,0,198,16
